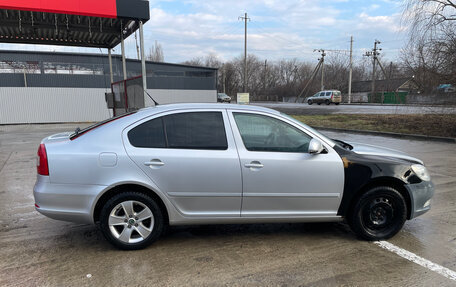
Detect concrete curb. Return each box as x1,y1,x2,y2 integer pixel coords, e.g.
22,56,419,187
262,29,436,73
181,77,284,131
312,126,456,143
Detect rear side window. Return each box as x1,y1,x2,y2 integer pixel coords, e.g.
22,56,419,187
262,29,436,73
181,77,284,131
128,118,166,148
325,92,332,96
165,112,227,150
128,112,227,150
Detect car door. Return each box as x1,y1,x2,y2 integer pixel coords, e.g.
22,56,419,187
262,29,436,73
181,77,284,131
228,111,344,218
123,109,242,217
315,91,323,103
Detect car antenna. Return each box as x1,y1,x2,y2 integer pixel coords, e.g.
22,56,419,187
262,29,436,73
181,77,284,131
143,88,159,106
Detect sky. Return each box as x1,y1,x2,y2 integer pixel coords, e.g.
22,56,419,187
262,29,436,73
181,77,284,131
2,0,409,64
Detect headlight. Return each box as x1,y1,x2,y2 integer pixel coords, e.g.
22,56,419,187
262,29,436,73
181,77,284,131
411,164,431,181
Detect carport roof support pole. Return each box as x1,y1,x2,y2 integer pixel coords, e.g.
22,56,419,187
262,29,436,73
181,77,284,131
139,20,149,106
108,48,114,84
121,30,127,80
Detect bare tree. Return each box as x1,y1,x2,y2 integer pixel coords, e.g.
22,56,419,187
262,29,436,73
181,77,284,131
147,41,164,62
402,0,456,90
404,0,456,39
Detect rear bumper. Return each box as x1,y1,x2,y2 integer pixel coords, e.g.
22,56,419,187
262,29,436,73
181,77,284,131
33,175,106,224
406,181,434,219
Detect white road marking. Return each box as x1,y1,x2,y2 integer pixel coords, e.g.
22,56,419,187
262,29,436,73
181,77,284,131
374,241,456,281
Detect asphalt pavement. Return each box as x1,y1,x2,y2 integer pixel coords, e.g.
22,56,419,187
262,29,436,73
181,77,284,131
0,124,455,286
256,102,456,115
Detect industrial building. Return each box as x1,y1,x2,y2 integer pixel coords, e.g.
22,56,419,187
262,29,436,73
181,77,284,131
0,50,218,124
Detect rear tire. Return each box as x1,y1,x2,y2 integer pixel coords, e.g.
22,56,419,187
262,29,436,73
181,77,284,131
348,186,406,241
100,192,164,250
335,102,340,105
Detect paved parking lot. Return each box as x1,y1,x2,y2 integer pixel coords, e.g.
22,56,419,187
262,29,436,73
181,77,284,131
1,124,455,286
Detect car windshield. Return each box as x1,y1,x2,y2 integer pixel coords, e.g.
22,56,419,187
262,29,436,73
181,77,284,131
280,113,335,146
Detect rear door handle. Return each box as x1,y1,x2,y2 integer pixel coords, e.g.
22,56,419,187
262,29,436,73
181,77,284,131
244,161,264,169
144,159,164,167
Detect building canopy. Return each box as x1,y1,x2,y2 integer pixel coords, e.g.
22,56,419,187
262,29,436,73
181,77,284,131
0,0,150,48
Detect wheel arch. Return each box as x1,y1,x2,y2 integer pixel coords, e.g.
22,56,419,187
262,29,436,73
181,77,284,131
345,177,412,220
93,183,170,224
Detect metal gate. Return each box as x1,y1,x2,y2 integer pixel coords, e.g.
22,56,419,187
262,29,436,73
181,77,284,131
107,76,145,116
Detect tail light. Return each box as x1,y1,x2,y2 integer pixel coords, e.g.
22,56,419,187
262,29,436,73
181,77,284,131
37,144,49,176
331,93,334,99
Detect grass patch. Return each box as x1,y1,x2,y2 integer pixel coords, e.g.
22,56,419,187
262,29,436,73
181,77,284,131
291,114,456,138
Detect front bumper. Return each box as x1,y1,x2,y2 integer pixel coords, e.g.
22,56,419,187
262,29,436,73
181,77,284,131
33,175,106,224
405,181,434,219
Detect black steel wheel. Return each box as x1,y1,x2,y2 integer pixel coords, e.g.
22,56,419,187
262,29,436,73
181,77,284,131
100,192,165,250
308,99,313,105
348,186,406,241
325,99,331,105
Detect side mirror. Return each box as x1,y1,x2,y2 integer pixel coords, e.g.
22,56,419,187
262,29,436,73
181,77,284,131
308,139,325,154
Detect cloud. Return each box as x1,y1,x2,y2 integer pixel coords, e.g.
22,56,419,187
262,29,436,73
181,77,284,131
1,1,408,63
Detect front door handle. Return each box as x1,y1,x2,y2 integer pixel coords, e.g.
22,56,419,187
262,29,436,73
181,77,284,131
144,159,165,167
244,161,264,169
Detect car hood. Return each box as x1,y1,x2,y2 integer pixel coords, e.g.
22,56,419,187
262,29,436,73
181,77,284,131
41,132,72,144
348,141,423,165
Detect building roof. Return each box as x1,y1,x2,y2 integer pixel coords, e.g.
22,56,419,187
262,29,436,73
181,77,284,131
351,77,414,93
0,0,149,48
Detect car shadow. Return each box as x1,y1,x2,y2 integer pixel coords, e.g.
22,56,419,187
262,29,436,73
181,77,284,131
48,221,358,252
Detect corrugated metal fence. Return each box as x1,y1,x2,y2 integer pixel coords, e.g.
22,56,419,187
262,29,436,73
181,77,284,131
0,88,216,124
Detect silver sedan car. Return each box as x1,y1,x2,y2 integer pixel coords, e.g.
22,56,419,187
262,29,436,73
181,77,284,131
34,103,434,249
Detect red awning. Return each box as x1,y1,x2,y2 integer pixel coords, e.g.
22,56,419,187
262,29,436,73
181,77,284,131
0,0,117,19
0,0,149,48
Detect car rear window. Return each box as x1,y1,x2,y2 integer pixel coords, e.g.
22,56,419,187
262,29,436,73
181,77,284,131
70,111,137,140
128,112,228,150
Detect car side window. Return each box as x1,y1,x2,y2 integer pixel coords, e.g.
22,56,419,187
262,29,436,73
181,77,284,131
128,112,228,150
319,92,326,97
233,113,312,153
164,112,228,150
326,91,332,96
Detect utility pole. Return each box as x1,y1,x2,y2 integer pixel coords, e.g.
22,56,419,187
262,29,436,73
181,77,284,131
264,59,267,100
134,31,140,60
315,49,326,90
364,40,381,102
239,13,250,93
348,36,353,104
222,64,226,93
295,57,323,103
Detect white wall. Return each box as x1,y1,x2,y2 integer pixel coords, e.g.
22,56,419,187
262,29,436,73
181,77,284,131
0,87,217,124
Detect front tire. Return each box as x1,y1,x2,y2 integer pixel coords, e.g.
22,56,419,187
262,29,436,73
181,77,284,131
308,99,313,105
348,186,406,241
100,192,165,250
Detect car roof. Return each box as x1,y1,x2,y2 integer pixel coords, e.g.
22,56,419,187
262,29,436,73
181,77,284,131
136,103,281,116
